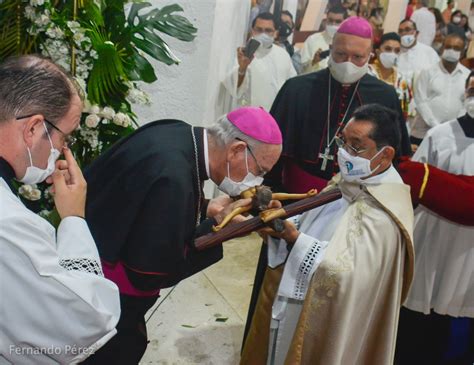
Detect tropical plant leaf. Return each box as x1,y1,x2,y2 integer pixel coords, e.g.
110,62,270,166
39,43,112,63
80,1,104,27
130,52,157,83
0,1,37,60
124,2,197,69
151,4,197,41
86,26,128,105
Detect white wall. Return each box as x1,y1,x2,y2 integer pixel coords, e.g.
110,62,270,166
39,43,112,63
133,0,251,128
133,0,216,126
202,0,251,126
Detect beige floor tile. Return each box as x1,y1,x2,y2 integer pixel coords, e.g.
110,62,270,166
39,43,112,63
142,234,262,364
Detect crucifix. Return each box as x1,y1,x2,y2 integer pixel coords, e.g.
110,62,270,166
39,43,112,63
318,146,334,171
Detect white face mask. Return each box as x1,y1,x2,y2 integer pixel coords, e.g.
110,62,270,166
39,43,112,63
379,52,398,68
253,33,274,49
328,55,369,85
218,149,264,197
465,96,474,118
453,16,461,24
442,49,461,63
337,147,386,182
401,34,416,48
19,123,60,185
325,24,339,41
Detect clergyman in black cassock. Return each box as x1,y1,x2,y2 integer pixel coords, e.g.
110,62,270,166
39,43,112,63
81,106,283,364
264,68,411,193
83,120,221,364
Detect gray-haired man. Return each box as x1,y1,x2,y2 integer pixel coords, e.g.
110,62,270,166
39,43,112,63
83,106,282,364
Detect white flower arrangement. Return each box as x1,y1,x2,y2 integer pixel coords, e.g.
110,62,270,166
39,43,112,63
3,0,197,222
113,112,131,127
30,0,46,7
98,106,115,120
85,114,101,128
18,184,42,201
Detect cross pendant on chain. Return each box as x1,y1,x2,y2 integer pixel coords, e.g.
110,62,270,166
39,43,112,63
318,146,334,171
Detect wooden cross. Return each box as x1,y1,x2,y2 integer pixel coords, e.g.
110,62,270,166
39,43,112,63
318,147,334,171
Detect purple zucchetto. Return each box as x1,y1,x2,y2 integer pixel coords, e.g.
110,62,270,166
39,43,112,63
227,107,282,145
337,16,373,39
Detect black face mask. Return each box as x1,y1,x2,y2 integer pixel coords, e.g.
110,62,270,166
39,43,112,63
279,22,293,39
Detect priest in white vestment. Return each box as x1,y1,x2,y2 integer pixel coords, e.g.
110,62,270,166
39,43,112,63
300,4,347,74
222,12,296,111
241,104,415,365
397,72,474,364
0,55,120,365
397,19,439,81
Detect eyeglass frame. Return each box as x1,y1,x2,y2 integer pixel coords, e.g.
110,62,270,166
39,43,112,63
235,138,267,176
16,114,77,147
334,136,368,156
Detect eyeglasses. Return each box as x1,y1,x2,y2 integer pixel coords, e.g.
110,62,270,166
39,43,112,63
16,114,77,147
335,136,368,156
236,138,267,176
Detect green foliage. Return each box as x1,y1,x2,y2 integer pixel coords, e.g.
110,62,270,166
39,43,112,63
0,1,38,58
0,0,197,221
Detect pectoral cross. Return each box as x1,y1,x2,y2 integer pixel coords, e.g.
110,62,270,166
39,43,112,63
318,147,334,171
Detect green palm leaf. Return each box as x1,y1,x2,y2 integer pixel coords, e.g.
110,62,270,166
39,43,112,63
86,24,128,106
0,1,37,60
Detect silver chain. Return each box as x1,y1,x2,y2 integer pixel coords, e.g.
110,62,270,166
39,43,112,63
191,127,202,227
325,75,360,149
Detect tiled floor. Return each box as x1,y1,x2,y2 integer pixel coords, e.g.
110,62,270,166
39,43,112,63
140,234,262,364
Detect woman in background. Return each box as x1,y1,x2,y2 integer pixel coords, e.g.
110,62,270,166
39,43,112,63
370,32,414,121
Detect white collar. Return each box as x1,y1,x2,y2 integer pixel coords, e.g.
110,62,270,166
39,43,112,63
203,129,210,179
439,60,463,75
255,45,273,58
401,41,419,53
338,165,403,202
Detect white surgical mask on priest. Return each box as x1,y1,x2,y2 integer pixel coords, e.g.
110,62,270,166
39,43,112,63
440,35,465,65
325,11,345,43
328,32,371,85
217,141,266,197
15,113,78,185
398,21,417,49
336,115,395,183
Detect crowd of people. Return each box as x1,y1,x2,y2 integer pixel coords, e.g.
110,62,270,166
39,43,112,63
226,1,474,364
0,1,473,365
